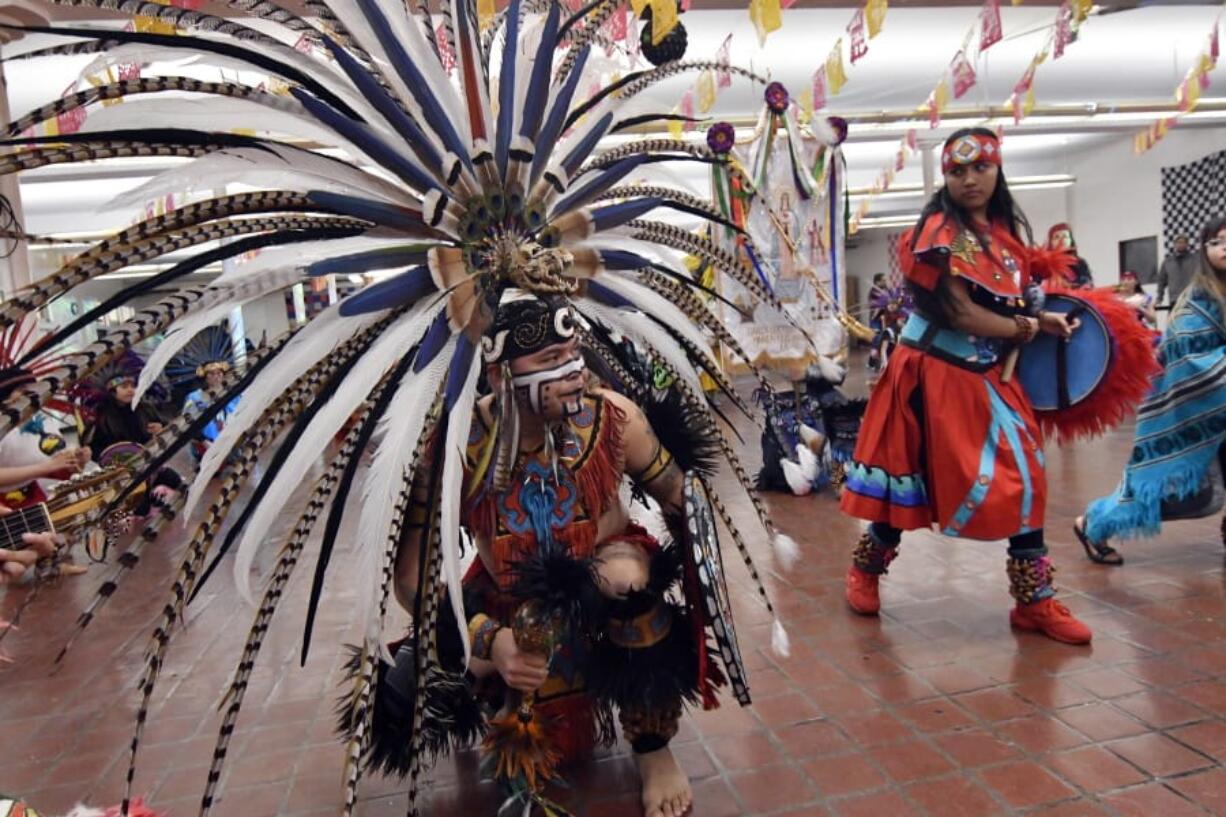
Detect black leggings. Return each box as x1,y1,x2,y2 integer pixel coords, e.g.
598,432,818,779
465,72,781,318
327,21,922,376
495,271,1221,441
869,522,1046,557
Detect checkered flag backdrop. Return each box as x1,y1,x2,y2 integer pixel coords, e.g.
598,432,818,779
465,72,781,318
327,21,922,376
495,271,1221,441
1161,149,1226,253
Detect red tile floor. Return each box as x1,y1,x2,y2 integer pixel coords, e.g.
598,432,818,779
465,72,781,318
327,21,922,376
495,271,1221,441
4,381,1226,816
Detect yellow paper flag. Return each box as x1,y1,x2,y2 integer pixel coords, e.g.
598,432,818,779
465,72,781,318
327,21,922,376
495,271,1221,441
933,78,950,112
667,110,684,140
1022,86,1036,117
865,0,888,39
1183,75,1202,112
826,39,848,95
1072,0,1092,23
477,0,496,29
631,0,649,14
650,0,679,45
749,0,783,46
696,71,717,113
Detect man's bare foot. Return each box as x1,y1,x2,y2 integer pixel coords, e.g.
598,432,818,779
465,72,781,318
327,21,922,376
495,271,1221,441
636,747,692,817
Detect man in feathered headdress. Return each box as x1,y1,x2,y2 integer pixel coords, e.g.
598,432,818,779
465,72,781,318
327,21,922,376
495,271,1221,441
182,360,239,462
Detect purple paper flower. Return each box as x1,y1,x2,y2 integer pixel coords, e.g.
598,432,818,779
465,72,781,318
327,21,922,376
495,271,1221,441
706,122,735,155
827,116,849,146
764,82,790,114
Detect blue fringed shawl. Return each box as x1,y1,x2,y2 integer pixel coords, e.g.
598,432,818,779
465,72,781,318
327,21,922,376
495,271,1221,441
1086,287,1226,541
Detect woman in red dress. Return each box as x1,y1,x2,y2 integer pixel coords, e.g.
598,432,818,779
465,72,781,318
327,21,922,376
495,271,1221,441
839,128,1092,645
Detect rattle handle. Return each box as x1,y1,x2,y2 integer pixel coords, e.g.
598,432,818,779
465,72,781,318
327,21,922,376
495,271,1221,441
1001,347,1020,383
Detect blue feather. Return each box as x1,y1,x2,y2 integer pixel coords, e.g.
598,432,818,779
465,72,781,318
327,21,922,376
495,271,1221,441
353,0,475,176
413,309,454,373
318,35,445,178
494,0,523,179
587,280,635,308
598,249,652,271
306,190,432,235
741,241,777,298
530,45,590,184
443,334,477,411
306,246,434,277
338,266,436,316
291,88,443,196
551,155,649,215
518,1,561,142
560,112,613,179
589,197,662,232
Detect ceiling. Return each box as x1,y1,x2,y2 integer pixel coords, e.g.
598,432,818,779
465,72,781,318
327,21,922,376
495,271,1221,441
5,2,1225,234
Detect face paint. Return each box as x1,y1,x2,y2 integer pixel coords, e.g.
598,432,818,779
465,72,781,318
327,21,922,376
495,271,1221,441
510,356,586,417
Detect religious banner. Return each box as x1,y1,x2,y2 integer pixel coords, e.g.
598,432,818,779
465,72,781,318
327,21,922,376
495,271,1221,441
706,105,849,379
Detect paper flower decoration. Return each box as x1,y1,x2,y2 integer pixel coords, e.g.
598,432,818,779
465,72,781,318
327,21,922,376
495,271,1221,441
706,122,736,154
765,82,790,114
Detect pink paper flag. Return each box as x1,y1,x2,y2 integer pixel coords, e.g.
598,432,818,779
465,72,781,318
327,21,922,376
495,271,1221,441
848,8,869,64
812,66,827,112
607,4,628,42
905,129,917,151
1210,21,1220,62
1054,2,1073,59
56,105,86,135
927,94,941,129
951,50,977,98
436,23,456,73
117,62,141,81
680,88,695,125
716,34,733,87
980,0,1003,52
1011,92,1024,124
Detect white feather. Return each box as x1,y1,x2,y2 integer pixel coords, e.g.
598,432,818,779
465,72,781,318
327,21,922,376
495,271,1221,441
211,235,414,286
232,299,445,603
80,97,380,169
356,335,455,661
184,304,387,517
796,443,819,482
586,273,711,356
772,532,800,572
771,618,791,657
575,298,704,398
108,149,411,211
798,424,824,450
135,270,304,406
438,349,482,665
781,459,811,496
814,354,846,385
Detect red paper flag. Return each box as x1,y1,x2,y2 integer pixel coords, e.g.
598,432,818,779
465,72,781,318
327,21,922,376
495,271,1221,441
1200,69,1211,91
117,62,140,81
1013,60,1037,95
56,95,87,135
980,0,1003,52
780,0,798,7
1011,92,1024,124
951,50,977,98
894,149,906,172
906,129,917,151
927,94,941,129
812,66,827,112
436,23,456,73
848,8,869,64
1211,21,1220,62
1054,2,1073,59
716,34,733,87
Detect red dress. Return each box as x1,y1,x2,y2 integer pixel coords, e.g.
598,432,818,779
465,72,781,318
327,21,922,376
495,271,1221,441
840,218,1047,540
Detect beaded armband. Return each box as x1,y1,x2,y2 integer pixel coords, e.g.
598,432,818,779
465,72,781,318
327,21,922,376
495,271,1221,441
1012,314,1038,344
468,613,501,661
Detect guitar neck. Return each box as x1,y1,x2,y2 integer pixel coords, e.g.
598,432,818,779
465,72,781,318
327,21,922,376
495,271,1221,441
0,503,54,551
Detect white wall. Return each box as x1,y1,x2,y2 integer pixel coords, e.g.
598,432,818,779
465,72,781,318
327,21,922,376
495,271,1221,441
1069,127,1226,285
241,290,292,345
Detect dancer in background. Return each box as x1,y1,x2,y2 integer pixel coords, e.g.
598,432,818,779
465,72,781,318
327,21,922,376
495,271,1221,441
840,128,1093,645
1076,214,1226,564
1048,223,1093,289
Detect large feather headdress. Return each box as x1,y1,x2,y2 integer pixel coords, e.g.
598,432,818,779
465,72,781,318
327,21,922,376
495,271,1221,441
0,1,810,813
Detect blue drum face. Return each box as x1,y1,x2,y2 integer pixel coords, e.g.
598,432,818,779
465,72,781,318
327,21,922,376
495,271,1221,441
1017,294,1112,412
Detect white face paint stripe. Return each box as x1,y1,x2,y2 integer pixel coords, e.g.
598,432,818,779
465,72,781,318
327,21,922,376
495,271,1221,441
510,357,585,415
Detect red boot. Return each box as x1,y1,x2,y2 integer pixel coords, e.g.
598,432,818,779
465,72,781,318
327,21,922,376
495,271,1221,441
845,566,882,615
1010,598,1093,645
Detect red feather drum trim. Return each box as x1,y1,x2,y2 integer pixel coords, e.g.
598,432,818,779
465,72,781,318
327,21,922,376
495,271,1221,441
1035,287,1160,444
1027,246,1078,285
